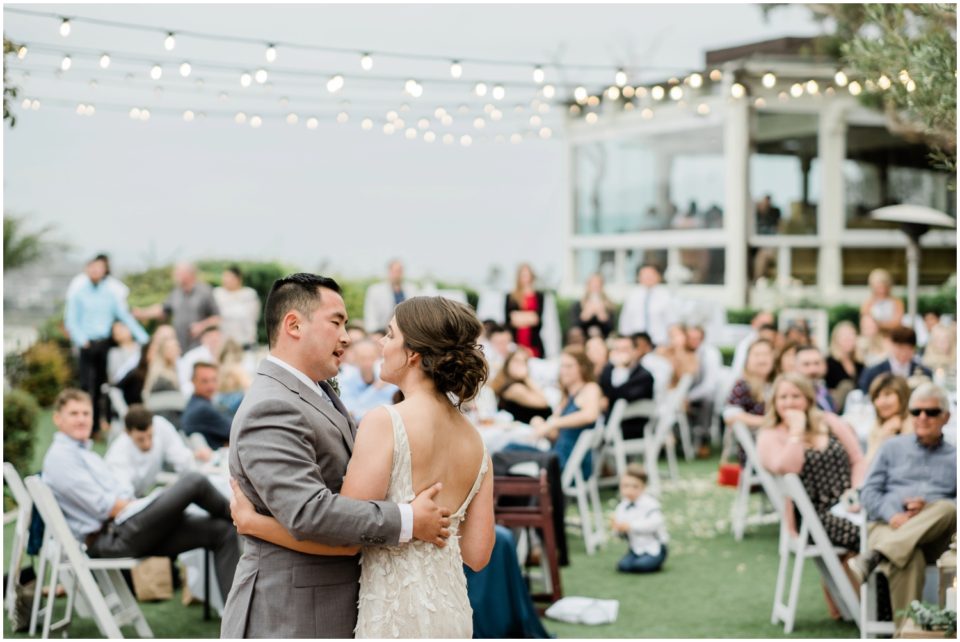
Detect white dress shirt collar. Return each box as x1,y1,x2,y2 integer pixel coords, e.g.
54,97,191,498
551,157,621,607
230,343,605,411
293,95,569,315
266,354,332,403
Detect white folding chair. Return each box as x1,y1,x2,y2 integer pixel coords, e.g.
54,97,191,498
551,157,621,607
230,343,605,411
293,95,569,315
4,462,33,625
599,398,664,495
729,423,782,541
560,421,607,555
770,473,860,634
24,475,153,639
709,366,737,447
644,374,694,478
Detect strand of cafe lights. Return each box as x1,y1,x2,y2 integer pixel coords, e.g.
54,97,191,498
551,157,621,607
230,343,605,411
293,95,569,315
6,8,914,143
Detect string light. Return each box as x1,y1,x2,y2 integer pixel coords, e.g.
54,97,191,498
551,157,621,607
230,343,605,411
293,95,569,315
383,122,395,135
510,133,522,144
460,134,472,146
20,98,29,109
60,55,72,71
606,86,620,100
730,83,745,98
573,86,588,103
418,118,430,129
529,115,541,127
30,99,39,110
360,53,373,71
688,73,703,89
405,127,417,139
473,117,485,129
622,86,635,98
762,72,776,88
490,108,503,121
585,112,598,124
709,69,722,81
846,80,862,96
697,103,710,115
164,33,176,51
533,66,544,84
635,86,648,98
441,114,453,126
179,62,191,77
805,80,819,94
326,74,344,93
586,95,599,107
59,18,71,37
790,83,804,98
651,86,665,101
250,115,262,128
754,97,766,108
265,44,277,62
424,131,436,143
255,69,268,84
386,110,398,121
669,86,683,100
234,111,247,124
130,107,141,119
474,82,487,97
492,85,505,100
778,91,788,102
240,72,252,87
898,69,910,84
337,111,349,123
183,110,195,122
542,84,556,99
450,61,462,79
16,45,27,60
361,118,373,130
393,118,405,129
442,133,454,144
538,127,551,139
150,65,163,80
615,69,627,87
99,53,110,68
834,70,848,87
641,107,653,119
569,104,581,115
139,108,150,121
285,112,299,125
906,79,916,92
404,79,423,98
877,75,891,90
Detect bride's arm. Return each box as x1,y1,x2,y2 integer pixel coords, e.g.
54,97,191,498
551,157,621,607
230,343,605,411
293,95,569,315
340,407,394,500
458,460,495,571
229,479,359,556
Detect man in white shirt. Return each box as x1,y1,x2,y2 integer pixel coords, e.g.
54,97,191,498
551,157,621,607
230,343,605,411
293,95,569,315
618,264,673,347
212,265,261,349
363,259,417,333
178,325,223,397
686,325,723,457
105,404,211,497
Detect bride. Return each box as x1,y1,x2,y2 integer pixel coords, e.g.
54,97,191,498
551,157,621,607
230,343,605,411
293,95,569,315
229,296,495,638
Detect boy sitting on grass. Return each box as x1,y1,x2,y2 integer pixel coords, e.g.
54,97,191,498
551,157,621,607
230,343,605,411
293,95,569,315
611,464,669,573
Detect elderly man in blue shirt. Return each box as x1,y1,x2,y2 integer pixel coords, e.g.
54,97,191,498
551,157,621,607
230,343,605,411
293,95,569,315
849,382,957,629
65,255,149,436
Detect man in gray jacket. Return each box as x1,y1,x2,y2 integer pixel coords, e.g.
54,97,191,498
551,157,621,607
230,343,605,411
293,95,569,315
221,273,449,638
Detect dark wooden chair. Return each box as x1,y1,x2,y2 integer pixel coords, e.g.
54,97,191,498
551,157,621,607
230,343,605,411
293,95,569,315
493,472,563,606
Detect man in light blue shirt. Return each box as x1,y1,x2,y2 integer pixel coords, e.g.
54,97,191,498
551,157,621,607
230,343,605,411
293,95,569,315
338,339,398,421
849,382,956,630
42,388,240,597
65,255,148,435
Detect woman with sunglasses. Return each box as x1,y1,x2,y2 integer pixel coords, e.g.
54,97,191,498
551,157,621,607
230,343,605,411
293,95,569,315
864,374,913,467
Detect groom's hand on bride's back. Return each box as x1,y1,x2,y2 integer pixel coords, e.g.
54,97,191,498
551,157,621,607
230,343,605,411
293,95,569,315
412,482,452,547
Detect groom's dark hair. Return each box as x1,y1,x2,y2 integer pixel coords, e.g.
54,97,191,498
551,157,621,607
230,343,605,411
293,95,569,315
265,273,342,347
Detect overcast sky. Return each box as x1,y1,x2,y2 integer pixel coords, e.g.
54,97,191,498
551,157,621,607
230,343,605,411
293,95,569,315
3,3,827,287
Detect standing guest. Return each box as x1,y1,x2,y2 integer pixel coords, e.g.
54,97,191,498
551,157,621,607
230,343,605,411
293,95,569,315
42,389,240,598
363,259,416,333
66,253,130,309
133,262,221,351
611,464,669,574
105,404,211,497
181,362,233,449
584,336,609,380
858,327,932,393
860,268,905,333
757,373,866,554
864,374,913,467
686,325,723,457
850,383,956,632
796,346,836,413
755,194,782,235
65,255,149,435
504,263,546,358
106,321,142,385
599,334,655,439
656,324,699,390
529,347,602,475
213,265,261,350
731,311,776,377
618,264,672,347
338,339,399,422
570,273,617,339
488,349,552,424
825,321,864,413
857,314,889,368
724,339,775,432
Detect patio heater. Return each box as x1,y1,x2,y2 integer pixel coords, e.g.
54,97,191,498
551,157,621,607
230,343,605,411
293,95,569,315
869,204,957,324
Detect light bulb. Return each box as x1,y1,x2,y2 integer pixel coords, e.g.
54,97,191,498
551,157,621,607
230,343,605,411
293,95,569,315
183,110,195,122
573,86,588,103
85,104,94,116
669,86,683,100
730,83,746,98
697,103,710,115
622,86,635,98
250,115,262,128
361,118,373,130
265,45,277,63
94,53,110,69
383,123,395,135
179,62,191,77
585,112,598,124
234,112,247,124
492,85,505,101
450,61,462,79
834,70,848,87
606,86,621,100
418,118,430,129
442,133,454,144
906,79,916,92
59,19,71,37
240,72,252,87
538,127,552,139
360,54,373,71
805,80,819,94
151,65,163,80
615,69,627,87
286,113,299,125
307,117,319,130
139,109,150,121
17,46,27,60
337,111,349,124
61,55,72,71
460,134,472,147
709,69,722,81
441,114,453,126
404,79,423,97
473,117,485,129
848,81,862,96
490,109,502,121
533,66,545,84
754,97,766,108
405,127,417,140
327,74,344,93
651,86,665,101
424,131,436,143
76,103,85,116
641,107,653,119
790,83,804,98
255,69,268,84
542,84,556,99
762,72,776,88
130,107,140,119
878,75,891,90
688,73,703,89
164,33,176,51
510,133,522,144
474,82,487,97
434,107,446,119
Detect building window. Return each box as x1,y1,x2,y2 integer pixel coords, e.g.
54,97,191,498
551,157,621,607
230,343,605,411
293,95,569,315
751,111,819,235
679,248,725,285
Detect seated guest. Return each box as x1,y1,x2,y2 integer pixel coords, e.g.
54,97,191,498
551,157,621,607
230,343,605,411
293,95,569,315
480,323,514,379
784,320,812,347
686,325,723,458
489,349,551,424
584,336,609,380
796,346,836,413
529,347,602,475
611,464,668,574
825,321,864,413
338,339,398,422
217,362,251,417
106,320,142,385
178,326,224,397
864,374,913,467
181,362,233,449
117,325,176,405
143,335,183,399
921,321,957,373
724,339,775,431
731,310,776,377
758,373,866,554
858,327,932,393
775,340,801,377
42,389,240,597
850,383,956,632
857,314,889,368
599,333,655,439
656,323,698,390
105,403,211,497
570,272,617,339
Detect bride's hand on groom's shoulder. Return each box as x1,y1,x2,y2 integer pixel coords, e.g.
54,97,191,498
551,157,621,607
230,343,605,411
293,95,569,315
411,482,452,548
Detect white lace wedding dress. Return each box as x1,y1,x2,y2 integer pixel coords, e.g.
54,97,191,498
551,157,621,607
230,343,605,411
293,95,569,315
354,405,488,639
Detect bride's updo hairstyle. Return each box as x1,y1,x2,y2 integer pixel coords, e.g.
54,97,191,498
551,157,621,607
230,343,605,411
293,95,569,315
393,296,488,408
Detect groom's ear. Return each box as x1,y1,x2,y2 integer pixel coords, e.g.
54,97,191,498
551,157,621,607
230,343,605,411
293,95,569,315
283,312,302,339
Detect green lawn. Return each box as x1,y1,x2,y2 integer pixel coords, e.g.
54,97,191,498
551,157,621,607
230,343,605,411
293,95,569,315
4,414,858,638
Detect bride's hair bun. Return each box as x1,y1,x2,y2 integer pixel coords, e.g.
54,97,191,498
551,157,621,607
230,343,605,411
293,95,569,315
394,297,488,407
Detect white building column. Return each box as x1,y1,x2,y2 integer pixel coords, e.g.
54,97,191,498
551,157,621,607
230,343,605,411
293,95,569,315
817,99,848,304
723,91,750,307
561,135,577,294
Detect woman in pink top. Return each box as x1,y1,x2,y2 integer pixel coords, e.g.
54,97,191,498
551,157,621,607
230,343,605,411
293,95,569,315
757,372,866,553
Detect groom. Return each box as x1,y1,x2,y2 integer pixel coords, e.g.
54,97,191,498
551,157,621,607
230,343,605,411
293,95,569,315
221,273,451,638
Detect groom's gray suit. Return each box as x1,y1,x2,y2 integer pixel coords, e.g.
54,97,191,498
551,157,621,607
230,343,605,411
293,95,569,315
221,359,402,638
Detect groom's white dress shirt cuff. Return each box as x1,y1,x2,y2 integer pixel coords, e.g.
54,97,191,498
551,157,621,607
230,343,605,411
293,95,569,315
398,505,413,542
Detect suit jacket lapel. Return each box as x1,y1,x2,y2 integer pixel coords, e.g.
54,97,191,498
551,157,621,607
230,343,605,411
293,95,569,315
319,380,357,450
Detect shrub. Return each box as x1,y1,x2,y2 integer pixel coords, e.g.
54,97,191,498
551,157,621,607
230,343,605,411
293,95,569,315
5,341,74,407
3,388,40,475
827,304,861,332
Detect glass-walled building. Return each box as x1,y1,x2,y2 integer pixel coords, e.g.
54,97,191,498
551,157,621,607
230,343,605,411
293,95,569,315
560,37,956,309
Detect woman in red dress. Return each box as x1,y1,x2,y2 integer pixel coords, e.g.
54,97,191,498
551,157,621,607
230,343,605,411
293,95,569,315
505,263,545,358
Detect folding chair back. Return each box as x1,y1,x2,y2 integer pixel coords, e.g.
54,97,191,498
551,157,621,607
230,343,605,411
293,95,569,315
646,373,695,476
729,423,782,540
770,473,859,634
4,462,32,623
24,475,152,639
559,421,607,555
709,366,737,447
599,398,662,494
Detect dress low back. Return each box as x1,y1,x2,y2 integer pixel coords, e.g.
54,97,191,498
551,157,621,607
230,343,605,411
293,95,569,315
355,405,488,639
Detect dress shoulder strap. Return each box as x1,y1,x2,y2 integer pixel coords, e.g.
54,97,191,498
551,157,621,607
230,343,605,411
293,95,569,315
454,442,488,518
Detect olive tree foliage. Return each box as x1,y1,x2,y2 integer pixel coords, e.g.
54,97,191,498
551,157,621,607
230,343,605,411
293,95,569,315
3,37,21,127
